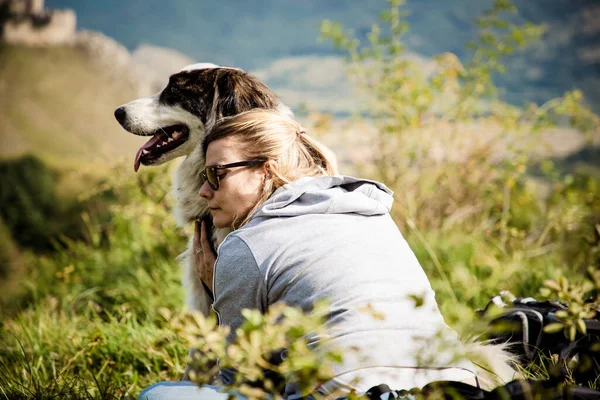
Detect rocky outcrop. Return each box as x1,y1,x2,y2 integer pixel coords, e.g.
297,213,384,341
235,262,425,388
0,1,156,97
1,0,76,46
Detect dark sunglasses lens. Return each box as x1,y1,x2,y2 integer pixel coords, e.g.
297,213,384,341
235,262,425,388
206,167,219,190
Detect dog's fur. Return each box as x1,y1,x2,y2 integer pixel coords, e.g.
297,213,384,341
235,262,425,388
115,63,290,316
115,64,519,390
463,339,521,390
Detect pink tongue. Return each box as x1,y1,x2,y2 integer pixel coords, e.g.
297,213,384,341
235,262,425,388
134,135,162,172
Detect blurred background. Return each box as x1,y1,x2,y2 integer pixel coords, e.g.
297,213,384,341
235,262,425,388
0,0,598,398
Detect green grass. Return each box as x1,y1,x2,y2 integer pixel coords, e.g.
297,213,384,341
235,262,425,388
0,163,192,399
0,148,597,398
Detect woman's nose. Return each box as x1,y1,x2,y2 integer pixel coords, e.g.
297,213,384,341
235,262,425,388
199,180,213,199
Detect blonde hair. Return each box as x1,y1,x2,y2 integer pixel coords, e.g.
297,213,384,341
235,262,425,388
203,109,338,227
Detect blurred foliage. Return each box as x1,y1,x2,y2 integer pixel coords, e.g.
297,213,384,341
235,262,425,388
0,215,23,283
0,155,87,251
171,301,347,400
320,0,600,326
0,162,190,398
0,0,599,398
541,268,600,342
319,0,600,391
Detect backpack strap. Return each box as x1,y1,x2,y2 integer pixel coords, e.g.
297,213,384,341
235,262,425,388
365,384,396,400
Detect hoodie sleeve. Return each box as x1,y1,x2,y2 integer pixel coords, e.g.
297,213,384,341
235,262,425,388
212,236,267,337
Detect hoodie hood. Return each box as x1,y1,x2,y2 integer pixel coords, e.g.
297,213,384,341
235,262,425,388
253,175,394,219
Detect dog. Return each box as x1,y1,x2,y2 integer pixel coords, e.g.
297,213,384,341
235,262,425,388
115,63,291,318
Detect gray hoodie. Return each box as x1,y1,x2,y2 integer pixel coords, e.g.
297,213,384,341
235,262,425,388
212,176,476,394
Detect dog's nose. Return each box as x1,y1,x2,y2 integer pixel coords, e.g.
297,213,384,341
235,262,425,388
114,106,127,125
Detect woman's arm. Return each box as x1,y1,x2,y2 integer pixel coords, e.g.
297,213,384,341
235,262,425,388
212,236,267,334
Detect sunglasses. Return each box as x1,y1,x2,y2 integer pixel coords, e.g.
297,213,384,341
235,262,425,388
200,159,267,190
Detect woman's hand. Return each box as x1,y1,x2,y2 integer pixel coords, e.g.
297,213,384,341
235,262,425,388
193,219,217,294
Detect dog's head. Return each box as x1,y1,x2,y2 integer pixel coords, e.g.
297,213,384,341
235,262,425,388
114,63,288,171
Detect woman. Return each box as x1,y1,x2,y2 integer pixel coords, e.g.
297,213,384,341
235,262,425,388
139,110,478,400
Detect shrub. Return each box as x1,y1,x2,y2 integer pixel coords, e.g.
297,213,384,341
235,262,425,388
319,0,600,321
0,155,87,251
0,162,190,398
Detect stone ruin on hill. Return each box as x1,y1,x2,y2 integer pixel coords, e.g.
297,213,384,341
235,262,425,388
0,0,76,46
0,0,157,97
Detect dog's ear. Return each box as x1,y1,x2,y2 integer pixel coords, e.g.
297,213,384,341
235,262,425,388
213,69,281,118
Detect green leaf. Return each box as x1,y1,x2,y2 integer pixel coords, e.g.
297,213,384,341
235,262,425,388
568,324,577,342
544,279,561,292
559,276,569,292
576,319,587,335
555,310,569,319
544,323,564,334
241,309,263,329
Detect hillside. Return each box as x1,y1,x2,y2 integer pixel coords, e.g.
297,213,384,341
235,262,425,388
0,44,148,168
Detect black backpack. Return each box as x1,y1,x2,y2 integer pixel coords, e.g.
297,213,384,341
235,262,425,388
365,380,600,400
362,292,600,400
478,292,600,386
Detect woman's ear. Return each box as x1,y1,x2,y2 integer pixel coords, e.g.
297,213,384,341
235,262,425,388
264,160,278,179
265,169,272,179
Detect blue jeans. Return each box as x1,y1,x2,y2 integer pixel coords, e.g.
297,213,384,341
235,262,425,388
137,382,418,400
138,383,249,400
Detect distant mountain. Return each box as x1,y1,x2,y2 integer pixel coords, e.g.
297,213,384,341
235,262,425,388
45,0,599,113
0,29,595,181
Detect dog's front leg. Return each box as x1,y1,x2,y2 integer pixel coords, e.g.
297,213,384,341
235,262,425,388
180,241,213,381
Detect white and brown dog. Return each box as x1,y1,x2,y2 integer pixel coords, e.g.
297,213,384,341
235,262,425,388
115,63,291,318
115,63,519,389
